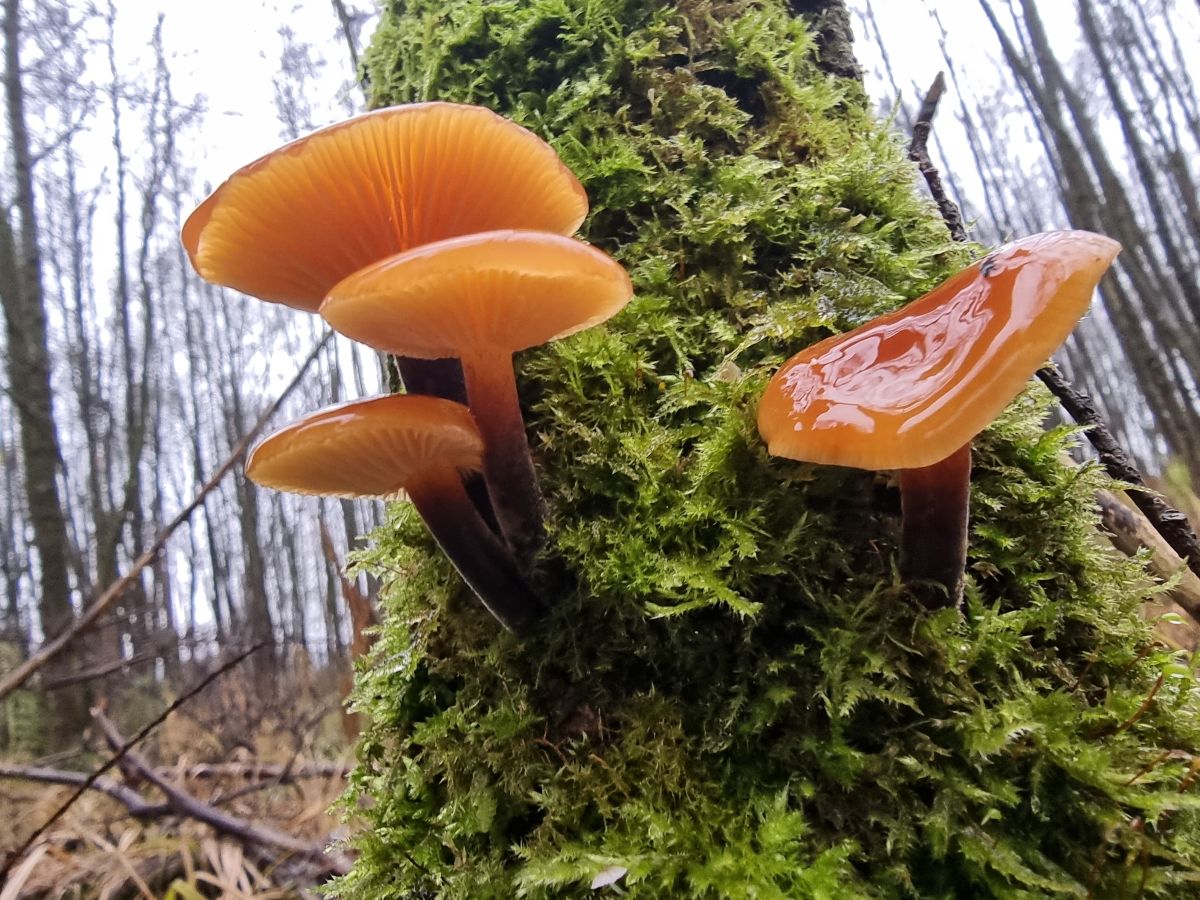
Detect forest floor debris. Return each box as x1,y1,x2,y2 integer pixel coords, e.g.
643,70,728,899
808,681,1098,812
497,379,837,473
1,660,356,897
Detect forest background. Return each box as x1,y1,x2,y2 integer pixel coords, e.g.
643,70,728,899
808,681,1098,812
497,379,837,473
1,0,1199,892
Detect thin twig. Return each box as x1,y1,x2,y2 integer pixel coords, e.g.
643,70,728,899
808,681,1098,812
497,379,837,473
155,761,349,781
906,73,1200,589
1114,672,1165,735
41,648,160,689
0,642,264,881
0,331,333,702
907,72,967,243
211,774,319,807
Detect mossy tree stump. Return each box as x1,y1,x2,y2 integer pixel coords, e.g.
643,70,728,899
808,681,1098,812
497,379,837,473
337,1,1200,896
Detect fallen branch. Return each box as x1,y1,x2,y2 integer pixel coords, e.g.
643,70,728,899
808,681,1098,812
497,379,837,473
907,72,1200,612
93,710,350,876
1096,489,1200,622
0,642,264,881
0,331,334,703
0,762,168,817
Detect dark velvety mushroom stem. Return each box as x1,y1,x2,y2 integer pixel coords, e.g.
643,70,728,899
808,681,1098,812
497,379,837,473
899,443,971,609
394,356,499,530
461,350,544,571
407,467,546,633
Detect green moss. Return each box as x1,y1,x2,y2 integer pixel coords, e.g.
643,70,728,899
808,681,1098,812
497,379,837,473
336,1,1200,896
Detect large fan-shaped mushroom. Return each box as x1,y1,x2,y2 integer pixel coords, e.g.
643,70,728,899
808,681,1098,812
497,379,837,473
758,231,1121,607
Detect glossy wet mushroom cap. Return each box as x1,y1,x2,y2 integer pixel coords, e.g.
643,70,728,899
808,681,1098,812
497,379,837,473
182,103,588,312
758,231,1122,471
758,230,1121,609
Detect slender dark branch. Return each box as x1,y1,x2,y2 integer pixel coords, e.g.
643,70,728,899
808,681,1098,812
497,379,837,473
1038,366,1200,579
0,642,264,881
211,774,325,807
29,109,90,167
906,72,1200,586
42,648,159,689
908,72,968,242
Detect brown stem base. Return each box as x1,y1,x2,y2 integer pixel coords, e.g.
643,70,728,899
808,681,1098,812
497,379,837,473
900,443,971,609
408,469,545,633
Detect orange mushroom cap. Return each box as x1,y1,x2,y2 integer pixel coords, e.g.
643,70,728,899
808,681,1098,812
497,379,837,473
182,103,588,312
320,230,633,357
246,394,483,499
758,230,1121,471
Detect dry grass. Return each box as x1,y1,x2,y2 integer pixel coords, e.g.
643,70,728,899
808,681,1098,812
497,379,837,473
1,655,356,898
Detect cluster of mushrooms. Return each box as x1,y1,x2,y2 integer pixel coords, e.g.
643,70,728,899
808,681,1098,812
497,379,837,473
182,101,1119,632
182,103,632,632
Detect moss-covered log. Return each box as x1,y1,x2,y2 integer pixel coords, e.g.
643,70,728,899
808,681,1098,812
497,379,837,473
337,1,1200,896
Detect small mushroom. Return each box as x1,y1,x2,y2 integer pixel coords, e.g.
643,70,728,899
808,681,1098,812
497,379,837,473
321,229,634,569
245,394,545,633
757,230,1121,608
181,102,588,400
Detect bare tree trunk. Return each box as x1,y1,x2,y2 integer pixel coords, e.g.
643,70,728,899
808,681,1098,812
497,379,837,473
860,2,912,130
1,0,88,746
788,0,861,81
924,3,1015,238
1106,1,1200,268
0,413,25,658
180,280,229,644
216,300,275,657
1077,0,1200,327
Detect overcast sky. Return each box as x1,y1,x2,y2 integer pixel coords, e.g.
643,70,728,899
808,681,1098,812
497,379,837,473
112,0,362,180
